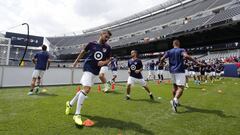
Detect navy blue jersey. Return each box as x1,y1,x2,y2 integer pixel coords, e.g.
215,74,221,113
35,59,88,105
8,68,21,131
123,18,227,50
128,58,143,79
210,64,216,72
110,58,118,71
83,41,111,75
200,66,206,74
34,51,49,70
193,65,200,72
164,48,186,73
149,62,155,70
205,65,211,73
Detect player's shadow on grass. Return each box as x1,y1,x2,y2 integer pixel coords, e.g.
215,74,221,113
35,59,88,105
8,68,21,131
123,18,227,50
82,115,154,135
130,99,159,104
104,90,123,95
180,105,236,118
37,93,58,96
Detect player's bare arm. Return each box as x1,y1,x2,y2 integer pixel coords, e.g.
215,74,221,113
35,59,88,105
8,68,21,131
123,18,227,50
73,50,87,67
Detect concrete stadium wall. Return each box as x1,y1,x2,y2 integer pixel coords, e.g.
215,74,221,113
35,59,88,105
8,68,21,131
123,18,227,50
0,66,171,88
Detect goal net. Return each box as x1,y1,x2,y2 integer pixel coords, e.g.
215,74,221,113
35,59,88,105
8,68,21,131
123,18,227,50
0,37,11,65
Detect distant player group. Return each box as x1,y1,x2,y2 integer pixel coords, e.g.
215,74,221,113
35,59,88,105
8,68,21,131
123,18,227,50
27,30,224,126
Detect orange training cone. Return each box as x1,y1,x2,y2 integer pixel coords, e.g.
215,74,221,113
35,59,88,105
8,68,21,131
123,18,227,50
76,85,81,92
83,119,95,127
111,83,115,91
98,84,101,93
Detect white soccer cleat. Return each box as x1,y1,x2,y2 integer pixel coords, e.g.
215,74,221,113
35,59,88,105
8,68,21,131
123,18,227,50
27,92,34,95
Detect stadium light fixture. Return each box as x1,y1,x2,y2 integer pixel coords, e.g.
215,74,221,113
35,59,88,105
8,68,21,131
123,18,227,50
19,23,30,66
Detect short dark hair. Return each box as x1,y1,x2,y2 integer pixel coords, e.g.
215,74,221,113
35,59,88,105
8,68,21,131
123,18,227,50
102,30,112,36
42,45,47,51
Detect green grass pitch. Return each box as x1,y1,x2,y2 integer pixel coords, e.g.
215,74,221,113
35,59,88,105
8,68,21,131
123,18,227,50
0,78,239,135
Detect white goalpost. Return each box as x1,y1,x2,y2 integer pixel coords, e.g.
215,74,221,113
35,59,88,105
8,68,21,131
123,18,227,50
0,37,11,65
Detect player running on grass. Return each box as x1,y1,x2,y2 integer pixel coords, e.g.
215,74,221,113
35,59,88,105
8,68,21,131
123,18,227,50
109,56,118,83
28,45,50,95
65,30,112,126
160,39,201,112
125,50,154,100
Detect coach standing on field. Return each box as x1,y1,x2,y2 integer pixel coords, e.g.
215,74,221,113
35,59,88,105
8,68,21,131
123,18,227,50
28,45,50,95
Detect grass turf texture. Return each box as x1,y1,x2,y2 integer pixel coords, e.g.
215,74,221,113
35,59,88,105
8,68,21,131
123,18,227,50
0,78,239,135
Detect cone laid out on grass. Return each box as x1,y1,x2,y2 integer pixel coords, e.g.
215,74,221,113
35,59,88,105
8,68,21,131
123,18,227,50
42,89,47,93
202,88,206,91
111,83,115,91
76,85,81,92
83,119,95,127
218,90,223,93
98,85,101,93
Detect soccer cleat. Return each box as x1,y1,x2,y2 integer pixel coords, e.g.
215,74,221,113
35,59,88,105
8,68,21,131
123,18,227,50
125,96,131,100
35,86,40,94
170,100,177,113
65,101,72,115
149,94,154,100
73,115,83,126
27,91,34,95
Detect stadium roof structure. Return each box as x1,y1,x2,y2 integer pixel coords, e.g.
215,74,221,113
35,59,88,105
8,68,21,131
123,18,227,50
47,0,240,57
83,0,192,34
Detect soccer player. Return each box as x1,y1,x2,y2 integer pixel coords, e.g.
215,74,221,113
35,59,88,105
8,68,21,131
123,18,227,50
205,63,211,83
160,39,201,112
210,62,216,83
200,61,206,83
147,60,155,80
28,45,50,95
65,30,112,126
126,50,154,100
157,56,166,82
193,62,201,85
109,56,118,83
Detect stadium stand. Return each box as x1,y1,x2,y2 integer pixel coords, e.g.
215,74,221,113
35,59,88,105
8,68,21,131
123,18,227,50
46,0,240,58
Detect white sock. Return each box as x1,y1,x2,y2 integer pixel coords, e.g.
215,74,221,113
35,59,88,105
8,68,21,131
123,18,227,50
127,94,130,97
75,91,87,115
70,91,80,106
173,97,179,104
149,92,152,95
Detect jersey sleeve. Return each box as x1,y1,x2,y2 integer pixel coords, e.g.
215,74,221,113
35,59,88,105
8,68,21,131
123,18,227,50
181,49,187,56
34,53,38,59
84,43,92,52
164,51,169,58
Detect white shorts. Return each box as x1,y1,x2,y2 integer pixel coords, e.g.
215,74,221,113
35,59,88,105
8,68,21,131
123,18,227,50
216,73,221,76
32,70,45,79
205,72,210,76
80,72,97,87
171,73,186,86
189,71,195,76
148,70,155,76
99,66,108,74
112,70,117,76
157,70,164,75
185,70,189,76
220,71,224,75
210,72,216,76
127,76,147,86
194,72,201,76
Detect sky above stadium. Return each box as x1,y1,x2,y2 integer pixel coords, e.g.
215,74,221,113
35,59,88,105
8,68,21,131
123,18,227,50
0,0,168,37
